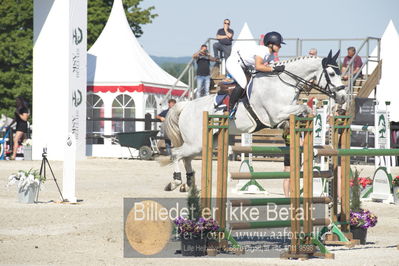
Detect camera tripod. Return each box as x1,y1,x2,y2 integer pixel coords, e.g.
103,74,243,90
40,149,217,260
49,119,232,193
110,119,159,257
35,148,64,202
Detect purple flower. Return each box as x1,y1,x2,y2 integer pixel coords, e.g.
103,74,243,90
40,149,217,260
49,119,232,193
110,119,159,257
350,209,378,229
174,216,219,236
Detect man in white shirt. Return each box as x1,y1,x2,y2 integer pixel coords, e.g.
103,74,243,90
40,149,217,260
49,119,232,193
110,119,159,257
226,31,286,113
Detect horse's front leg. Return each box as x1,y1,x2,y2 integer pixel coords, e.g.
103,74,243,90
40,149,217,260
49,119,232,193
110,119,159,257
276,104,312,124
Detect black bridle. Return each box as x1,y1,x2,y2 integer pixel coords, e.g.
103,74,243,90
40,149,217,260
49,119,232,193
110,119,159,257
275,65,345,99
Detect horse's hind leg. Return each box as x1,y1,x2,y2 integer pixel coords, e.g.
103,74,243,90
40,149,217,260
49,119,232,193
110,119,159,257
164,154,182,191
180,157,195,192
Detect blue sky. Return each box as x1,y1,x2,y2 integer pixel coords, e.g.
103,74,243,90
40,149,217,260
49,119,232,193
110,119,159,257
138,0,399,57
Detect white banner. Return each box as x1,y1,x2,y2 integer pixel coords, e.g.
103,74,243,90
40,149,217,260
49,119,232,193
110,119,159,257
62,0,87,202
375,110,389,149
68,0,87,158
313,107,327,146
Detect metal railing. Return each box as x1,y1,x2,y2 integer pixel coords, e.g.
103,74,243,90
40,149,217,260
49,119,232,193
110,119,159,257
160,37,381,106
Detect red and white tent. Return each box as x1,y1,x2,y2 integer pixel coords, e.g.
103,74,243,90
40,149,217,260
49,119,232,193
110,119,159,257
86,0,187,157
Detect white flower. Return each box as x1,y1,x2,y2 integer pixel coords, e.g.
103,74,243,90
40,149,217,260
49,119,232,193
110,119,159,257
7,170,43,191
22,139,32,146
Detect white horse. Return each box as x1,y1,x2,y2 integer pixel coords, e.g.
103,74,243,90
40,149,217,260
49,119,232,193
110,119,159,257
164,50,346,191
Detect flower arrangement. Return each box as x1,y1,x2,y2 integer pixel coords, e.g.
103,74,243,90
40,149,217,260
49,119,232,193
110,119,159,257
350,168,377,229
350,209,378,229
393,176,399,187
7,169,45,191
22,138,32,146
174,184,219,239
174,216,219,239
350,177,373,188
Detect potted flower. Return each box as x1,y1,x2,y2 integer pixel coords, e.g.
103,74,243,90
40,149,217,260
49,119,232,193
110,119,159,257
350,168,378,244
22,138,32,160
7,169,45,203
174,185,220,256
392,176,399,205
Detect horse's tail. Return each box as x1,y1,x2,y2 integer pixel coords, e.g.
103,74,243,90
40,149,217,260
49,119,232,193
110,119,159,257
164,102,187,148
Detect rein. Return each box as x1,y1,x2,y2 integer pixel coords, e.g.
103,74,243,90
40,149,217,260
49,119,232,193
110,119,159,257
277,69,337,98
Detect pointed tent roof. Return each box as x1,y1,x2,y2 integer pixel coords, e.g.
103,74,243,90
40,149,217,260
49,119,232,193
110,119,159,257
367,20,399,121
231,22,257,54
87,0,187,95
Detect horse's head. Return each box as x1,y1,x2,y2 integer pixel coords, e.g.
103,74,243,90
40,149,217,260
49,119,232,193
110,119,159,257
316,50,347,105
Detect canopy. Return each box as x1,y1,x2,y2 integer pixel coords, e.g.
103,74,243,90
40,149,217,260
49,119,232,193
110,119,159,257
87,0,187,96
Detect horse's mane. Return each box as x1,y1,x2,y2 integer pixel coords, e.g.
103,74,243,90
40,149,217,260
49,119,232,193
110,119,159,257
273,55,320,66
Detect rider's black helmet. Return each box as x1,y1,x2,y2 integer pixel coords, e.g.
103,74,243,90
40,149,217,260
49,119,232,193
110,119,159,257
263,31,286,46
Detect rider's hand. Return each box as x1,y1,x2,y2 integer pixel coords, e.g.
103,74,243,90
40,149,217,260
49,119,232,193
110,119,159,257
273,65,285,73
247,65,256,74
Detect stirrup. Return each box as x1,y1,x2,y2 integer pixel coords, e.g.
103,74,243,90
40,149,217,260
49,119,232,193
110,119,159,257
229,107,237,119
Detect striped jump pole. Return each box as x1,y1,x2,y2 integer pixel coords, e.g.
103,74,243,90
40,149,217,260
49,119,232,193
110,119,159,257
230,197,332,206
230,170,333,180
230,218,330,230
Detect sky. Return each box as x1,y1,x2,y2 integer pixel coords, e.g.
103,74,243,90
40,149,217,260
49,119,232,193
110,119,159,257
138,0,399,57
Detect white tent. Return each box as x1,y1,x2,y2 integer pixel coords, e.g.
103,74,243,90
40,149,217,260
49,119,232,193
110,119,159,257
231,22,257,54
87,0,187,92
86,0,187,157
366,20,399,121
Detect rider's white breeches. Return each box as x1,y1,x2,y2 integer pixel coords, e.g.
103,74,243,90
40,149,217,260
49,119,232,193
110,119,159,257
226,53,247,89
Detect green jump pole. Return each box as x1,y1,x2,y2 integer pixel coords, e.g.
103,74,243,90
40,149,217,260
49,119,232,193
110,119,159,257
232,146,291,155
230,218,330,230
230,170,333,180
316,148,399,157
230,197,332,206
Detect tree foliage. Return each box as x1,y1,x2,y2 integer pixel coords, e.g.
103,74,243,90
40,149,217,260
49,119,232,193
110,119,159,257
0,0,33,118
0,0,157,118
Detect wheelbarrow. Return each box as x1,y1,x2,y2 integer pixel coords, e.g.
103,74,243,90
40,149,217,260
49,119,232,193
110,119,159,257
115,130,160,160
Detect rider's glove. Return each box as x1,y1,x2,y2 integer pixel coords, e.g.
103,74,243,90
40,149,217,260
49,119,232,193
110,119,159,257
273,65,285,73
246,65,256,75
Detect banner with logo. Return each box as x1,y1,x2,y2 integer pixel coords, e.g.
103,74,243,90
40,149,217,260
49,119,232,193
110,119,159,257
68,0,87,159
313,108,327,146
63,0,87,202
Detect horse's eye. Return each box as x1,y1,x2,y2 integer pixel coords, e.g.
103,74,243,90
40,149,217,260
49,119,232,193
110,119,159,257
329,72,335,77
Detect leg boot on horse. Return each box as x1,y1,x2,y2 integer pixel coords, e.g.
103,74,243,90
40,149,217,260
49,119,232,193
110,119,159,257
180,172,195,192
164,172,182,191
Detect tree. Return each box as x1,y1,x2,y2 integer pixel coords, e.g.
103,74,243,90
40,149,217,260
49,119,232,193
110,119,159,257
0,0,157,118
0,0,33,118
88,0,157,48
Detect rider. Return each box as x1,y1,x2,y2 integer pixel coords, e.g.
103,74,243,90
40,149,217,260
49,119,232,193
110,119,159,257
226,31,286,116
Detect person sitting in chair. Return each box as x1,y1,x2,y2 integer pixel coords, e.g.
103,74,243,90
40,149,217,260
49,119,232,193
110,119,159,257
226,31,286,117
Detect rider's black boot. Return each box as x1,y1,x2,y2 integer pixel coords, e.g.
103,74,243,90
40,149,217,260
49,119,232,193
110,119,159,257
229,84,245,119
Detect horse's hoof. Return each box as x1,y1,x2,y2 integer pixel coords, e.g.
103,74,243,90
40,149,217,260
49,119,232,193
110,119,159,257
179,184,190,192
164,180,182,191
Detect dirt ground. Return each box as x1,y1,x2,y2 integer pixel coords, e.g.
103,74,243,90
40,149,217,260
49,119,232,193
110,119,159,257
0,158,398,265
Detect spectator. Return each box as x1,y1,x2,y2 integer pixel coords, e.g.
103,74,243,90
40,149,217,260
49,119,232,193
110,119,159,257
308,48,318,56
156,99,176,155
342,46,363,80
156,99,176,121
8,96,30,160
213,19,234,60
192,44,218,98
